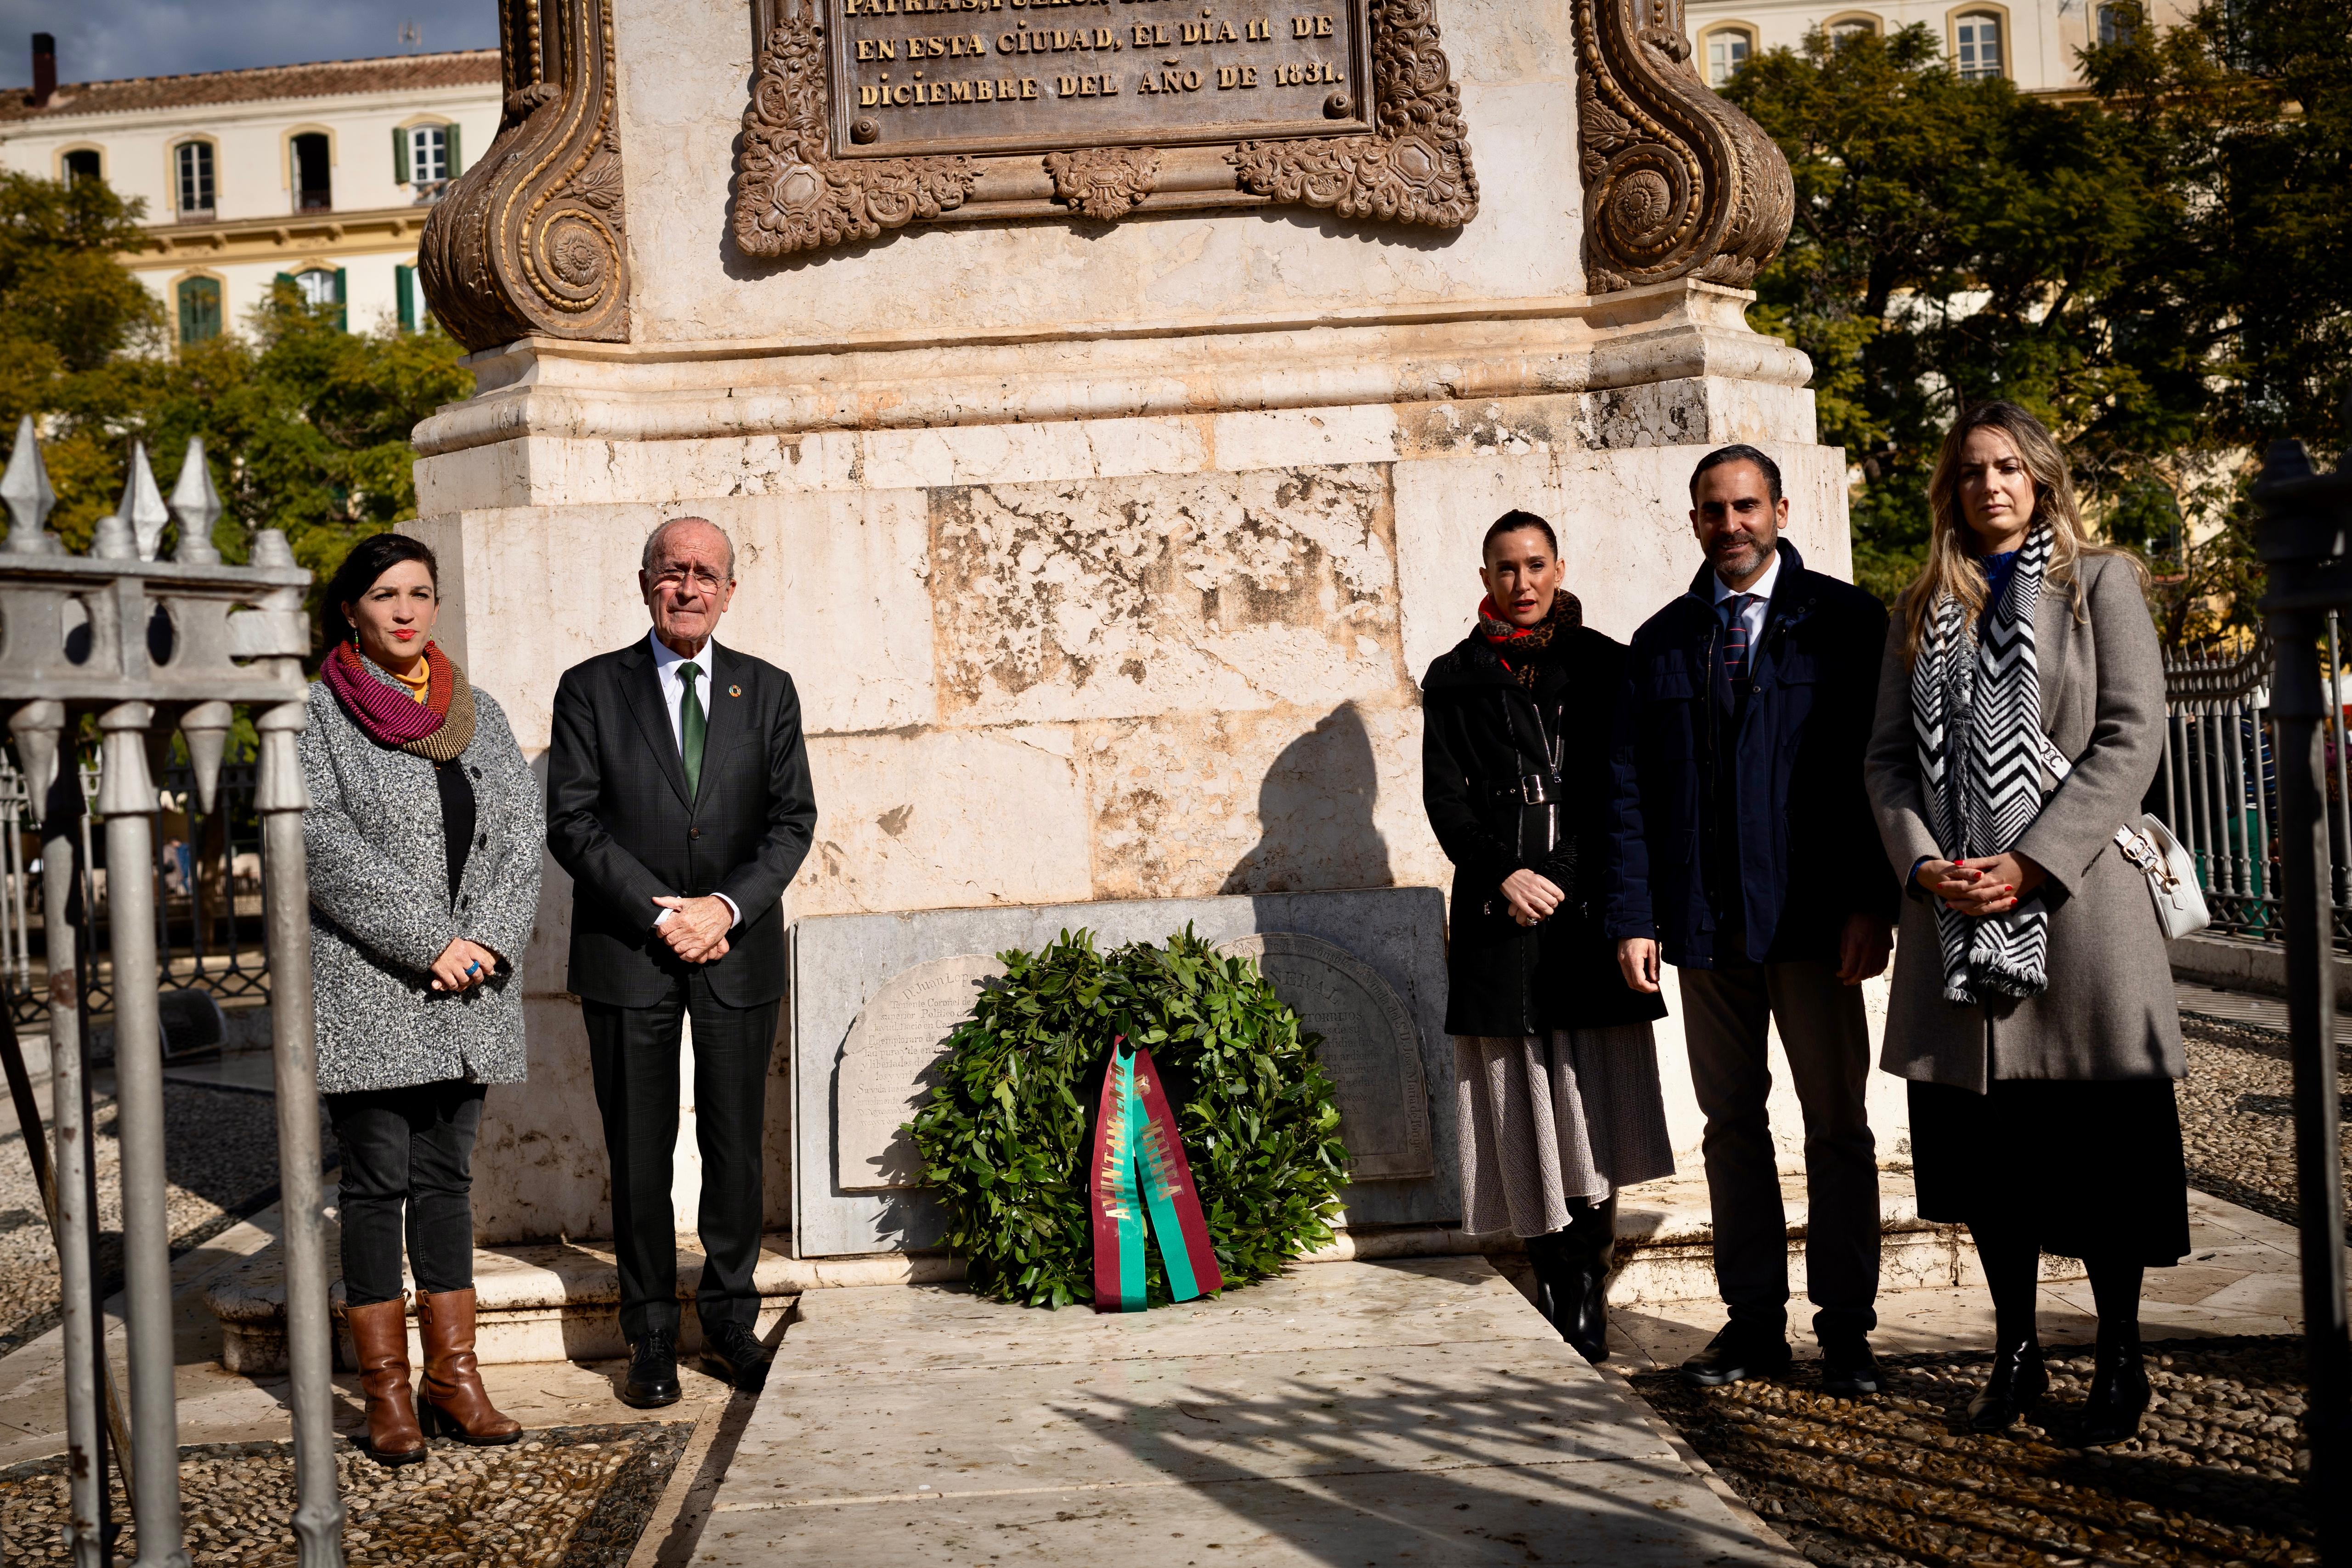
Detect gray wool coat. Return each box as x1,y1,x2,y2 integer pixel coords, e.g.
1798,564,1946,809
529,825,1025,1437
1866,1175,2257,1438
300,667,544,1096
1864,551,2182,1091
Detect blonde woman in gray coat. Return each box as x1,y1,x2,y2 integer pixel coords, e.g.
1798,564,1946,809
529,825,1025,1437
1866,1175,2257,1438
1865,402,2182,1448
302,533,543,1465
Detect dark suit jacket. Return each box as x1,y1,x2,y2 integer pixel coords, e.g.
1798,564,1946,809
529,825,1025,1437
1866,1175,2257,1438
1603,540,1897,968
546,636,819,1008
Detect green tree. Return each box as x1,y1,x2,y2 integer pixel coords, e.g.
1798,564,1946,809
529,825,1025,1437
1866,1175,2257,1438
0,173,469,641
1729,0,2350,647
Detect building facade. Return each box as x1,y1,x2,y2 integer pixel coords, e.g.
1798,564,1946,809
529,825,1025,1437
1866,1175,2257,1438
0,40,500,343
1682,0,2192,94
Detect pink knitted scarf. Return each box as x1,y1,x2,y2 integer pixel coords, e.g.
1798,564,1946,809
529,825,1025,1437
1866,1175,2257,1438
322,640,475,761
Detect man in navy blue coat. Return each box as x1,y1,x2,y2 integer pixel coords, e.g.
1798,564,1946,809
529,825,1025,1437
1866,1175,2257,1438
1605,445,1898,1394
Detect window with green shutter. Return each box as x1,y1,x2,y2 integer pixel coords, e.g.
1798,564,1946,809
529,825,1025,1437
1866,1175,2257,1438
392,125,409,184
396,264,417,331
291,267,347,331
177,277,222,345
446,121,463,175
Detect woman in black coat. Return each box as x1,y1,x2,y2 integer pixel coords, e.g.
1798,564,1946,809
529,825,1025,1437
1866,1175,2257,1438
1422,510,1674,1363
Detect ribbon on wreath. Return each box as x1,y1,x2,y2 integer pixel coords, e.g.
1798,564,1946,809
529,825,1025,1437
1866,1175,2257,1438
1088,1037,1224,1313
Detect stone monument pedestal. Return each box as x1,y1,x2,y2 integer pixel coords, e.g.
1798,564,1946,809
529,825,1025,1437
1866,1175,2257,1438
308,0,1922,1318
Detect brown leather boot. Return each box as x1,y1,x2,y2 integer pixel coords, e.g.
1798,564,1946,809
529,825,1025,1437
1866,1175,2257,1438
345,1297,426,1466
415,1288,521,1445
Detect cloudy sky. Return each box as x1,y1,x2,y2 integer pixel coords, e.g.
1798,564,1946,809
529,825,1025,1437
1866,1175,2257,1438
0,0,498,88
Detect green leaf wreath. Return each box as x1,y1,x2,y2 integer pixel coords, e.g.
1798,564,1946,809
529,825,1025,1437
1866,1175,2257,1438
905,926,1348,1309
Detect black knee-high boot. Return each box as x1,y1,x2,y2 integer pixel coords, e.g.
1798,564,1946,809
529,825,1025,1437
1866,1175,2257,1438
1525,1194,1617,1364
1967,1224,2047,1432
2080,1256,2150,1445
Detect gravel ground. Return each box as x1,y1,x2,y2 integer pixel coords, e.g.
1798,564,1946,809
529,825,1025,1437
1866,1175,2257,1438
2178,1014,2352,1234
0,1081,328,1360
0,1422,693,1566
1636,1338,2316,1567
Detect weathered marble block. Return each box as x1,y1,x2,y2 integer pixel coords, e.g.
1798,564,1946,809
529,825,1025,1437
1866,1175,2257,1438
789,888,1453,1257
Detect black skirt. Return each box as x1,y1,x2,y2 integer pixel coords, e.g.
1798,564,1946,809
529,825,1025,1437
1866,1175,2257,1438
1909,1076,2190,1266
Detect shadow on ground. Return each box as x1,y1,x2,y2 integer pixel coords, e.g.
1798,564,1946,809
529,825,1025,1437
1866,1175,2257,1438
1634,1338,2314,1568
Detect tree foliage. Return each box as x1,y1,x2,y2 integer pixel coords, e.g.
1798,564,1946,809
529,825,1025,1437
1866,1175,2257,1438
0,173,470,643
1727,0,2349,646
907,928,1348,1310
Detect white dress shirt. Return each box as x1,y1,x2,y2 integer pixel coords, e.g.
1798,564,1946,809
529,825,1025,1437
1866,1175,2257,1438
647,629,740,932
1711,547,1782,650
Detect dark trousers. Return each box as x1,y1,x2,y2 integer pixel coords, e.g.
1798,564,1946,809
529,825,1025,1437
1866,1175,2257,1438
584,971,778,1342
327,1080,490,1309
1679,957,1881,1340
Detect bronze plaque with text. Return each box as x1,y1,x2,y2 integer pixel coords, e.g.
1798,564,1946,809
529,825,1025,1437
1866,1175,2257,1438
825,0,1376,158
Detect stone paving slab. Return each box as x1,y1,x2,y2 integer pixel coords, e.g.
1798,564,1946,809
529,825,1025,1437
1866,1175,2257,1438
770,1257,1554,1376
695,1462,1791,1568
699,1257,1803,1567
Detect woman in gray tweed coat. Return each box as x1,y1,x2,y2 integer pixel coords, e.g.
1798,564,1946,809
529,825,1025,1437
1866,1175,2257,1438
302,533,542,1465
1866,402,2183,1449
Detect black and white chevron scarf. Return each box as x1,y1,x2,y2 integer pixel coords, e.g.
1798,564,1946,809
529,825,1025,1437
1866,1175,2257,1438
1911,524,2057,1004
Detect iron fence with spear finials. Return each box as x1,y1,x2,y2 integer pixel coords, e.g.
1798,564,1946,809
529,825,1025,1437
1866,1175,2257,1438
0,417,345,1567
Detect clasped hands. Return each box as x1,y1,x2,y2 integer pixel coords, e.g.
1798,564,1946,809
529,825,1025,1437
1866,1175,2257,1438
1915,851,2045,917
430,937,503,993
652,894,733,964
1498,868,1564,928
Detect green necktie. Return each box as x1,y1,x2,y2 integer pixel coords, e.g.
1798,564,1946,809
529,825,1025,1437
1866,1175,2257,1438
677,662,707,799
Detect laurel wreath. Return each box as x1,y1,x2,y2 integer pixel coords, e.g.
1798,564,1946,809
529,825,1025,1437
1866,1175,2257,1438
905,926,1349,1309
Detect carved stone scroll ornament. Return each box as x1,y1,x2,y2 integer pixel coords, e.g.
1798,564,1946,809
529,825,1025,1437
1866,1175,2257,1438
734,11,979,257
1045,147,1162,222
1573,0,1793,293
1228,0,1477,229
418,0,631,350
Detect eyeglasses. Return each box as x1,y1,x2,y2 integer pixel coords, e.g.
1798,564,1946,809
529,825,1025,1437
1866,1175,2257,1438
650,565,728,592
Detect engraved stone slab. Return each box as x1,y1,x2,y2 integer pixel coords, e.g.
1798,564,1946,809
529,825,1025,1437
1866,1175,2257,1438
825,0,1377,160
1214,933,1431,1182
835,954,1007,1193
789,888,1452,1257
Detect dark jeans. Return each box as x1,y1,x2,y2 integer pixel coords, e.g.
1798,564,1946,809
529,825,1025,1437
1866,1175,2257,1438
584,970,778,1342
1679,957,1881,1341
327,1080,490,1309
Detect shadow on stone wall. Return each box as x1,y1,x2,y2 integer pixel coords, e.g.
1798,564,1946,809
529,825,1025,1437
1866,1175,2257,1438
1221,702,1394,895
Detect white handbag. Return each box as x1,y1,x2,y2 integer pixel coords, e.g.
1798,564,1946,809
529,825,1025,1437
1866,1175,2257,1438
2033,731,2212,940
2112,814,2211,940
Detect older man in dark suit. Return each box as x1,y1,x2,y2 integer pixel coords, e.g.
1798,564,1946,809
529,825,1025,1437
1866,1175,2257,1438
547,516,818,1405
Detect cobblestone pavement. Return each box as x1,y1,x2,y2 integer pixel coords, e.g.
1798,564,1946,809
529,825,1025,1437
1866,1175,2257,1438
2178,1014,2352,1234
0,1422,692,1566
1636,1338,2315,1567
0,1081,325,1359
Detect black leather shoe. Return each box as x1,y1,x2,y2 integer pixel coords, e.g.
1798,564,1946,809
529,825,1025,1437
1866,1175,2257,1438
1680,1325,1793,1388
1965,1339,2047,1432
2078,1340,2150,1446
1819,1335,1885,1397
622,1329,681,1409
703,1319,774,1393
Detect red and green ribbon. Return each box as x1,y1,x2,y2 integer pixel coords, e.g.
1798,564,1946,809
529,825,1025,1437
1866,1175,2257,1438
1088,1039,1224,1313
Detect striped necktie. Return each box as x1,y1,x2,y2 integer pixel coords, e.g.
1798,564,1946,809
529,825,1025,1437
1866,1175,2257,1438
1723,594,1757,685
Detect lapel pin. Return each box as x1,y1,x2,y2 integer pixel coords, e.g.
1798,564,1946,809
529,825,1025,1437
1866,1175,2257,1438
728,684,742,698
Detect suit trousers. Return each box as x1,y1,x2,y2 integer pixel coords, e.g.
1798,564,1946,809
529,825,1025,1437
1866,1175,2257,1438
1678,957,1880,1339
585,970,779,1342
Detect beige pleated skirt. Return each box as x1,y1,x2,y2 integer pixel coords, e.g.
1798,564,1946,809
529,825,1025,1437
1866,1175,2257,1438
1455,1024,1675,1239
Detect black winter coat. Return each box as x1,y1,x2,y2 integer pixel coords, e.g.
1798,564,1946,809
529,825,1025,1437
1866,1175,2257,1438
1602,541,1898,968
1423,622,1670,1038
